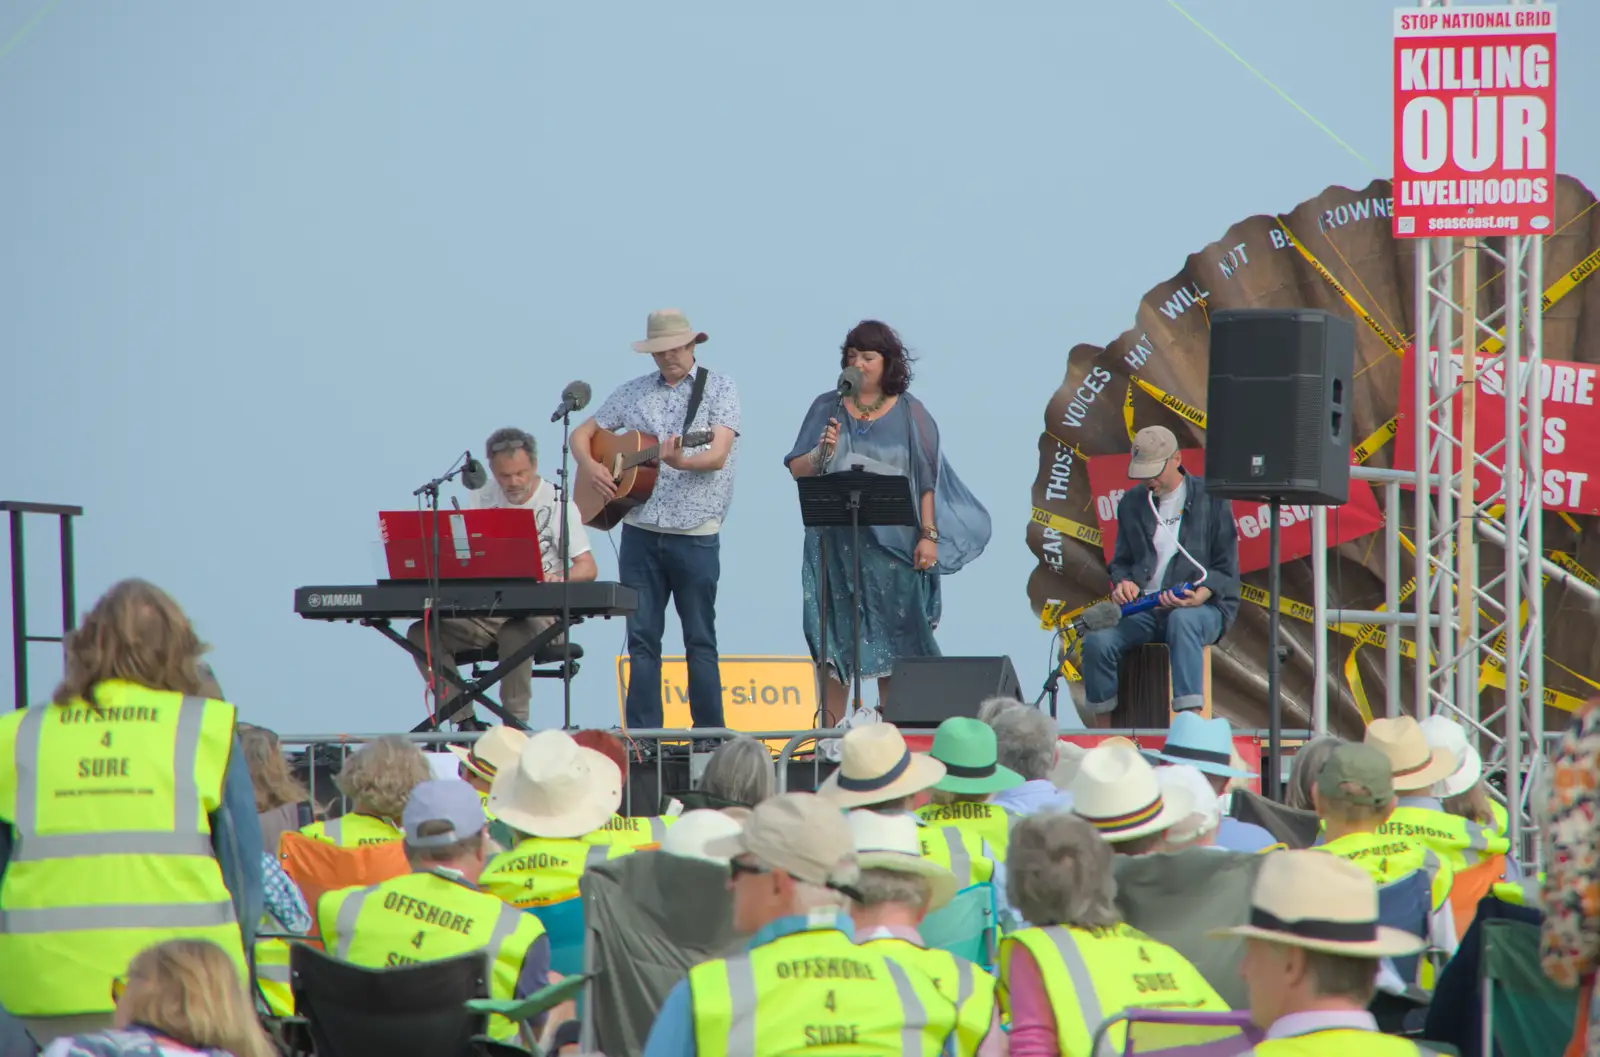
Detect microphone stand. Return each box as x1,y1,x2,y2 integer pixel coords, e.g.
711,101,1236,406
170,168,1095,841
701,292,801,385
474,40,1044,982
557,408,575,730
413,452,472,722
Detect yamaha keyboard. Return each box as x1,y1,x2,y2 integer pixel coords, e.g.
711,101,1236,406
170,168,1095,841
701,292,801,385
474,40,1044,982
294,580,637,622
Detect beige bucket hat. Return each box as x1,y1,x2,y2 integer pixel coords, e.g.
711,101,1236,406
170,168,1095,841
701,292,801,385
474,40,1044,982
1364,716,1459,792
848,810,958,911
447,726,528,784
487,729,622,839
1211,850,1426,957
816,723,947,809
631,308,709,354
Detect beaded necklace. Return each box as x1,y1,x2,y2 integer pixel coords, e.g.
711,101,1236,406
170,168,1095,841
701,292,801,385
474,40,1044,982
850,392,891,435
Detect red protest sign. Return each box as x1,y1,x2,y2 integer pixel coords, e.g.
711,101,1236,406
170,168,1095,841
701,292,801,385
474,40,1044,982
1392,349,1600,514
1085,450,1384,577
1392,6,1557,239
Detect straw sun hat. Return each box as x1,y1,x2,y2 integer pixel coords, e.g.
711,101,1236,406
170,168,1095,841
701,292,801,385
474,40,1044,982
816,724,946,809
631,308,708,354
447,726,528,784
1070,740,1194,843
1364,716,1458,793
487,729,622,839
1211,850,1426,958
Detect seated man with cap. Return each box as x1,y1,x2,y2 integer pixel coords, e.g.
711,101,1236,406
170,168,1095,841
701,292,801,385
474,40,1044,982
1311,742,1457,973
1212,850,1429,1054
916,717,1024,889
1077,425,1240,727
848,810,1003,1057
317,779,552,1044
1146,713,1277,852
641,793,958,1057
1367,717,1506,874
816,723,947,815
479,729,631,908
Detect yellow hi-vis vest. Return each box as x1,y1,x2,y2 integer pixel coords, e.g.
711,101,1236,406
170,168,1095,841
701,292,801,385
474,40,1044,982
318,869,546,1040
580,813,674,849
300,813,403,847
1376,804,1509,870
1489,799,1509,837
480,835,633,908
1000,924,1228,1057
859,932,998,1057
919,826,996,888
914,802,1015,861
1251,1027,1432,1057
1318,832,1454,911
688,916,957,1057
254,913,297,1017
0,681,246,1016
1492,875,1543,908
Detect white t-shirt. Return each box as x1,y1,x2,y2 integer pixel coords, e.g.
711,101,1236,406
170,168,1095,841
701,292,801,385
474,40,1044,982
466,477,592,579
1143,477,1188,595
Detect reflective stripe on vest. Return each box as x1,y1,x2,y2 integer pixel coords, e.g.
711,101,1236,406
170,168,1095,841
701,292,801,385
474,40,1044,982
724,950,931,1056
914,803,1013,861
920,826,994,887
480,836,624,909
1376,806,1508,868
1317,832,1455,912
862,935,997,1057
307,814,402,848
0,684,244,1017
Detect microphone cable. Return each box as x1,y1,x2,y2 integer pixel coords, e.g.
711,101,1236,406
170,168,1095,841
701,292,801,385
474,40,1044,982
1148,485,1209,591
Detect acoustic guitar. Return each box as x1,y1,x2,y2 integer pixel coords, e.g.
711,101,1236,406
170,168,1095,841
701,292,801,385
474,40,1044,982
577,429,715,529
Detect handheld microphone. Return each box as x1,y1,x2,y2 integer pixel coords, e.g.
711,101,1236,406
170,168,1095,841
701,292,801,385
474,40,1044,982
1069,600,1123,636
461,452,487,490
836,366,864,399
550,380,592,423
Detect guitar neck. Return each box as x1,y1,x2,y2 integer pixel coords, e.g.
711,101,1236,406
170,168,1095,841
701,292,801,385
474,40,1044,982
612,431,713,473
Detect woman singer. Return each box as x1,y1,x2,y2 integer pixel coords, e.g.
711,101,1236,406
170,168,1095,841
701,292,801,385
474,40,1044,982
784,320,990,726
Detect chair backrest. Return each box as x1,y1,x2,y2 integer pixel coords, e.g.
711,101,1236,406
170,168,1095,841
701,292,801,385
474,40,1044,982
278,830,410,916
1092,1008,1262,1057
1481,918,1579,1057
289,944,491,1057
1449,854,1508,943
919,883,997,971
530,896,588,979
1376,871,1432,985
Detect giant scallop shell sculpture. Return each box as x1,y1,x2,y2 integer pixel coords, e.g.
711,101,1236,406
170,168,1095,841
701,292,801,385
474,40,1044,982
1026,175,1600,736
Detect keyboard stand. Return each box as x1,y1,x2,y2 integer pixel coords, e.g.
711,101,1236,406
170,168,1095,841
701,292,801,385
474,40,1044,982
362,614,575,733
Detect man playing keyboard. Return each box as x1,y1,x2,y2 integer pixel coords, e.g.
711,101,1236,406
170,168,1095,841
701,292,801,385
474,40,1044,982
406,426,596,725
1078,425,1239,728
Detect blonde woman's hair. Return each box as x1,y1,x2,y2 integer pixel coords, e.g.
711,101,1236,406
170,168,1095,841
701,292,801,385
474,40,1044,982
115,939,276,1057
53,579,209,707
1443,781,1498,827
237,724,309,814
335,735,432,821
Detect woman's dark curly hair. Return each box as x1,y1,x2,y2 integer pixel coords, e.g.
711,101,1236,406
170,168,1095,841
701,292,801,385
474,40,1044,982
839,320,915,396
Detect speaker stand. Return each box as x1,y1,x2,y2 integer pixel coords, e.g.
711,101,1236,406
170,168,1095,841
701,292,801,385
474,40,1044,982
1265,495,1285,802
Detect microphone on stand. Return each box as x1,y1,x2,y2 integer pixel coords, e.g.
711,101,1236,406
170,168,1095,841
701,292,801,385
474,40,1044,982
1066,600,1123,637
461,452,487,491
824,367,863,463
550,380,592,423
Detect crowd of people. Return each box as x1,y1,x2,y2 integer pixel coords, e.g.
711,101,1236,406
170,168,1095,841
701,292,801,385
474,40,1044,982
1,576,1596,1057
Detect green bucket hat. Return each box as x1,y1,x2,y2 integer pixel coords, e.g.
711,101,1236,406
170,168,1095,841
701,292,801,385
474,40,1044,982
928,718,1025,795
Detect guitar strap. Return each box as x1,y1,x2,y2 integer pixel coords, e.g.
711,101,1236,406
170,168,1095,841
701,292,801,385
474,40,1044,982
682,366,710,436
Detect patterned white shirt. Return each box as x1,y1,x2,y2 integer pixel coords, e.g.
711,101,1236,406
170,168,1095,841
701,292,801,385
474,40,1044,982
594,364,740,532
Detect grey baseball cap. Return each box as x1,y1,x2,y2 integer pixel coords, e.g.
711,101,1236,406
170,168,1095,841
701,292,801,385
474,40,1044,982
402,780,487,848
1128,426,1179,479
1316,743,1395,810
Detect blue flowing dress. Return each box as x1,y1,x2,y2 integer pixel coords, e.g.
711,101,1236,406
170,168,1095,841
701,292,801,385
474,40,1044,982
783,391,991,684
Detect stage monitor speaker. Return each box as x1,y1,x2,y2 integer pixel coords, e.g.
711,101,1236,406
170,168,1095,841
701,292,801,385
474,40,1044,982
1204,308,1354,505
883,656,1022,729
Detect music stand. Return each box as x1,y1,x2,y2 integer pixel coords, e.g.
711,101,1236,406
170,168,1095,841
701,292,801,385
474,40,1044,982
796,470,918,717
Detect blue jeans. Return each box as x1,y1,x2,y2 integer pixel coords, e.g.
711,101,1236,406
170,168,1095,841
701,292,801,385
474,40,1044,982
619,523,724,730
1081,605,1223,714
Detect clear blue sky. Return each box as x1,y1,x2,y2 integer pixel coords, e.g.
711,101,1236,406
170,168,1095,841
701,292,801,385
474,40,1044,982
2,2,1595,735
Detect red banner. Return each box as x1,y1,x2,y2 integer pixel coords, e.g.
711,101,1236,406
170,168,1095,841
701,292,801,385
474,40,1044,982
1392,349,1600,514
1392,6,1557,238
1085,450,1384,576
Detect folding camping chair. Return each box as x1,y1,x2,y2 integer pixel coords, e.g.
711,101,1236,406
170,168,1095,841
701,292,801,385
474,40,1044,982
1481,917,1579,1057
920,882,998,971
1089,1008,1260,1057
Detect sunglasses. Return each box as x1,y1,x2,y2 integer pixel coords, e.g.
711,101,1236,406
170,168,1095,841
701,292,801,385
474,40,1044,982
488,437,532,455
727,858,771,882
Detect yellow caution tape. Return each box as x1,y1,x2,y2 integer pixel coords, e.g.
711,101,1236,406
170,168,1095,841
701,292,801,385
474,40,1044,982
1477,245,1600,357
1123,381,1137,442
1030,507,1103,548
1275,220,1409,356
1344,572,1419,724
1550,551,1600,590
1352,416,1398,466
1132,376,1207,430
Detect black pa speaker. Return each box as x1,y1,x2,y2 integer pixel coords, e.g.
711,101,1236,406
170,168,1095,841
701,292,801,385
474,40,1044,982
1204,308,1354,505
883,656,1022,729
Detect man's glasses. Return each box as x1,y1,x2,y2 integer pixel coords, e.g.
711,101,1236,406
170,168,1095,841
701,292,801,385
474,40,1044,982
728,858,770,881
488,437,532,455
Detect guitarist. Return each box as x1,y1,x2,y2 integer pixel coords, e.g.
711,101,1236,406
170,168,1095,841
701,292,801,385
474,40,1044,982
572,308,740,740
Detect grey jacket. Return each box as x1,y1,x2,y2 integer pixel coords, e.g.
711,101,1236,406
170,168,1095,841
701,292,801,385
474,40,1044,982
1106,471,1241,630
